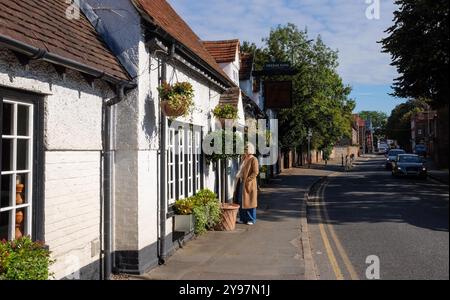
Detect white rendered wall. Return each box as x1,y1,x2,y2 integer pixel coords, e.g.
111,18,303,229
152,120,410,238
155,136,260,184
0,48,113,279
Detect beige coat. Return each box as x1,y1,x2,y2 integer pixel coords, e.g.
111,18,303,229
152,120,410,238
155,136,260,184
237,156,259,209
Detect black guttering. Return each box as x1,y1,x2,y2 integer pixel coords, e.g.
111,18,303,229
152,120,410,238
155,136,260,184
0,34,135,89
145,24,234,91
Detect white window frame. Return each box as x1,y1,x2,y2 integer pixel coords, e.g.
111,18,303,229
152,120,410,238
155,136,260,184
1,99,33,240
187,130,194,197
167,127,176,204
194,131,201,193
178,128,185,200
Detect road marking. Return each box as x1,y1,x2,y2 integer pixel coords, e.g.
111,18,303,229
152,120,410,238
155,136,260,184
315,184,344,280
321,181,360,280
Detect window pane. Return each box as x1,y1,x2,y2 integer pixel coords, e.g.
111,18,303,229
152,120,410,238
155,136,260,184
1,175,13,208
0,211,10,240
17,105,29,136
16,174,28,205
2,103,13,136
17,139,29,171
1,138,13,171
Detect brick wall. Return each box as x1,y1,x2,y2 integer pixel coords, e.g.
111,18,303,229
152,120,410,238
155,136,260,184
45,151,102,279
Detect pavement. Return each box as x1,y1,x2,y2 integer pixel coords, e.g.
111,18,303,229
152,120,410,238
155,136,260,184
308,155,449,280
142,167,334,280
425,159,449,185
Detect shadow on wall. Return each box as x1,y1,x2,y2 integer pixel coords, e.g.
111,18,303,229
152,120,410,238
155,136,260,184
142,93,158,147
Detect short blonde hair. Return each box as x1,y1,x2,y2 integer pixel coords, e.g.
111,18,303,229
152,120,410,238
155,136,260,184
245,143,256,155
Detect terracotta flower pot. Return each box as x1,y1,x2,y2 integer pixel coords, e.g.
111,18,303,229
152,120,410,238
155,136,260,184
161,100,187,117
15,210,24,239
218,203,240,231
16,183,24,205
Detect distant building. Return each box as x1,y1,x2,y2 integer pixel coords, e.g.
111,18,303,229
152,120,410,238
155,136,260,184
411,110,437,156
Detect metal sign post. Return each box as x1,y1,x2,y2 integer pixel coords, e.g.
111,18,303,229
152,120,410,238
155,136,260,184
307,128,312,168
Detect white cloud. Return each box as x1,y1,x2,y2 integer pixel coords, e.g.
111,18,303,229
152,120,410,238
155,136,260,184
168,0,398,86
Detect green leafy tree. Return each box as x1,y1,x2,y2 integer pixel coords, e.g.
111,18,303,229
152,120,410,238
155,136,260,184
380,0,449,108
244,24,355,152
358,111,388,145
386,98,430,149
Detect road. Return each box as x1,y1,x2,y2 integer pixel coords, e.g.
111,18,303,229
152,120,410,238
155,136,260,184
308,155,449,280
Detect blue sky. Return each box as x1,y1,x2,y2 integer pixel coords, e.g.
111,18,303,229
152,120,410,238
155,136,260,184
168,0,405,115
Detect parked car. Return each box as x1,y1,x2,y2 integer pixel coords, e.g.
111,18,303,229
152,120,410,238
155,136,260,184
414,144,427,157
377,142,389,155
392,154,427,179
385,149,406,169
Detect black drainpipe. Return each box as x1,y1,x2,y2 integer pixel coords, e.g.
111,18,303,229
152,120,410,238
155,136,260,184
158,43,175,265
103,85,125,280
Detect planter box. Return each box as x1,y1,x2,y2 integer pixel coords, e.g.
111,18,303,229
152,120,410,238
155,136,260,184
174,214,195,233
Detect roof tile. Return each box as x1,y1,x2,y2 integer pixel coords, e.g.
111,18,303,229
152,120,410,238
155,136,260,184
202,39,239,64
132,0,234,87
0,0,130,81
240,52,253,80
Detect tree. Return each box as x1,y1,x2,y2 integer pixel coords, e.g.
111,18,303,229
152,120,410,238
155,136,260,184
244,24,355,152
386,98,430,150
358,111,388,144
380,0,449,108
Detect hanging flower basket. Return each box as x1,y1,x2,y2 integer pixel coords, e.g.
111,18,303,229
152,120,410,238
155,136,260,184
160,100,186,117
158,82,195,118
213,104,238,128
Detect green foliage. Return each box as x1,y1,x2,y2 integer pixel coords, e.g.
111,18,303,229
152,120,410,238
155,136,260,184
244,23,355,152
174,198,195,215
380,0,449,108
213,104,238,120
358,111,388,145
178,189,222,235
386,98,430,149
204,130,244,163
0,236,54,280
158,82,195,117
322,145,333,161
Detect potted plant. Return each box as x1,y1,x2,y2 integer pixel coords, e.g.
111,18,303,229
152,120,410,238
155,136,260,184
213,104,238,127
158,82,195,118
173,198,196,233
204,130,243,231
191,190,222,235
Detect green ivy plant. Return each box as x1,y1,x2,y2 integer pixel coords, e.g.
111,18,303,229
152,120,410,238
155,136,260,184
213,104,238,120
0,236,54,280
158,82,195,117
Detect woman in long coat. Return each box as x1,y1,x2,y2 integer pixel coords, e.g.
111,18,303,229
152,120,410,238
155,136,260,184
236,144,259,225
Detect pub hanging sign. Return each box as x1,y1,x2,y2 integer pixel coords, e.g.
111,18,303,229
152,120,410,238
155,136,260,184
264,81,293,109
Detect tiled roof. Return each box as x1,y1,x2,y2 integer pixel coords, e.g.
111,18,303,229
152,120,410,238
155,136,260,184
219,87,240,108
202,39,240,64
0,0,130,81
353,114,366,127
240,52,254,80
132,0,234,87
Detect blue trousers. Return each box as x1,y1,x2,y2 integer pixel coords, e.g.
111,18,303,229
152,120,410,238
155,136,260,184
237,180,256,223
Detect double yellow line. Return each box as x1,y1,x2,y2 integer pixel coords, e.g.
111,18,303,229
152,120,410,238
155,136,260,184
315,180,359,280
